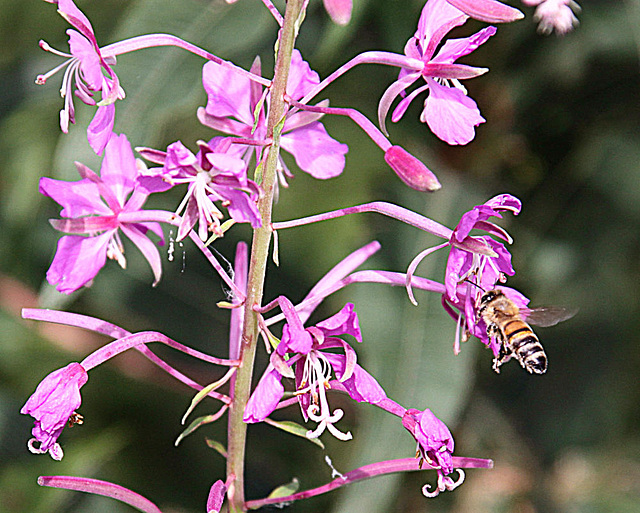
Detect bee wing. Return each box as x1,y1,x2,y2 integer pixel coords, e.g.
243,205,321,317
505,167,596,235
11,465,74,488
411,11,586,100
520,306,578,327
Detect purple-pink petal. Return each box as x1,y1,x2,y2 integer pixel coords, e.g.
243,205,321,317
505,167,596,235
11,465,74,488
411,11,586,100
220,187,261,228
416,0,468,58
87,104,116,156
280,323,314,355
203,61,254,126
243,367,284,423
485,193,522,214
100,133,138,204
67,29,102,89
120,224,163,286
39,176,108,218
165,140,198,174
280,122,347,179
433,26,497,64
422,78,485,145
325,354,387,405
315,303,362,342
286,50,320,101
46,232,112,294
57,0,97,47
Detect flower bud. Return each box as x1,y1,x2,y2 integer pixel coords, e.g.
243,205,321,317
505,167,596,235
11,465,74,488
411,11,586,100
384,146,441,192
323,0,353,25
447,0,525,23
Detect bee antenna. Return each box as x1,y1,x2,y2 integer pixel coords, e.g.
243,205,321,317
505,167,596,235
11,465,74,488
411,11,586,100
463,279,485,292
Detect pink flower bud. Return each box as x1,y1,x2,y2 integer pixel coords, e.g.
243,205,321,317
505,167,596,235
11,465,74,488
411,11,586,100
447,0,525,23
384,146,441,192
323,0,353,25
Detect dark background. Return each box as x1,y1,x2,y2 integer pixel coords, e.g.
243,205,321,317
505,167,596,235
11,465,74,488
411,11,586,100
1,0,638,512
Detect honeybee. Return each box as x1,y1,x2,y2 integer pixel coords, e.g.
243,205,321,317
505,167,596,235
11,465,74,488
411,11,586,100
477,289,576,374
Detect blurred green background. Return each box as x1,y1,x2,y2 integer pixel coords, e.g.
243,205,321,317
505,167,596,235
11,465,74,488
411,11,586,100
1,0,639,512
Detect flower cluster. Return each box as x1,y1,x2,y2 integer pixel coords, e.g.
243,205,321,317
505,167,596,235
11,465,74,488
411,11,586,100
19,0,577,511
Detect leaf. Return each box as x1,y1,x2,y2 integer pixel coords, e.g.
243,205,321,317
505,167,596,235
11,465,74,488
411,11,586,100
181,375,232,425
175,414,220,446
264,418,325,449
267,477,300,500
204,437,227,458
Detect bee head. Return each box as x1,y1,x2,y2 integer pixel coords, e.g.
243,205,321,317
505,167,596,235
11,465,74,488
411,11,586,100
480,289,502,305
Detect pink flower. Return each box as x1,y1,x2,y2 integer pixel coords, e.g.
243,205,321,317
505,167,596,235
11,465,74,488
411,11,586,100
138,138,261,241
244,298,386,440
441,195,529,354
402,408,465,498
379,0,496,145
522,0,581,35
198,50,348,183
37,0,124,154
40,133,164,294
21,362,88,460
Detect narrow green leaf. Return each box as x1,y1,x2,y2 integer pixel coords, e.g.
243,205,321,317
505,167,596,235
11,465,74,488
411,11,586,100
267,478,300,500
264,418,325,449
175,414,219,446
204,437,228,458
182,376,230,425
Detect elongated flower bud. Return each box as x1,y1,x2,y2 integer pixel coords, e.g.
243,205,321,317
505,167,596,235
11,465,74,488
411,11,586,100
447,0,525,23
384,146,441,192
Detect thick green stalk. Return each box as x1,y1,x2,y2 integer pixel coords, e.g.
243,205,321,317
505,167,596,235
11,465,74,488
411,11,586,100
225,2,303,512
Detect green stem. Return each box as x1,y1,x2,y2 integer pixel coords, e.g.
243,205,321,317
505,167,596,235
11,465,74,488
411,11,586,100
225,2,303,511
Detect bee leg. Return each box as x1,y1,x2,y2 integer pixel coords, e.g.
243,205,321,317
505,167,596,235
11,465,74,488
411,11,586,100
492,346,512,374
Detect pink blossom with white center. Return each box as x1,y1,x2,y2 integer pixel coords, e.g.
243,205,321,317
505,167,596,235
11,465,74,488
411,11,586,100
137,138,261,241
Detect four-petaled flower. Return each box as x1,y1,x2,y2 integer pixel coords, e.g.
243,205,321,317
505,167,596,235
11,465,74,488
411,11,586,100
37,0,124,155
21,362,88,461
443,194,527,353
198,50,348,184
402,408,465,497
379,0,497,145
41,133,164,294
244,297,386,440
138,137,261,241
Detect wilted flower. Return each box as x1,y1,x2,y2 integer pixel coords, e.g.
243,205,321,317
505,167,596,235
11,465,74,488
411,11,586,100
402,408,465,497
21,362,88,460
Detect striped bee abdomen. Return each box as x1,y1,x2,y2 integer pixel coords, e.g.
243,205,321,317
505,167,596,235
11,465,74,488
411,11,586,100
502,319,548,374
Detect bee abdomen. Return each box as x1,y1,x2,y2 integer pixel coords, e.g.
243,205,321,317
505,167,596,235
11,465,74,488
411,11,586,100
504,321,548,374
